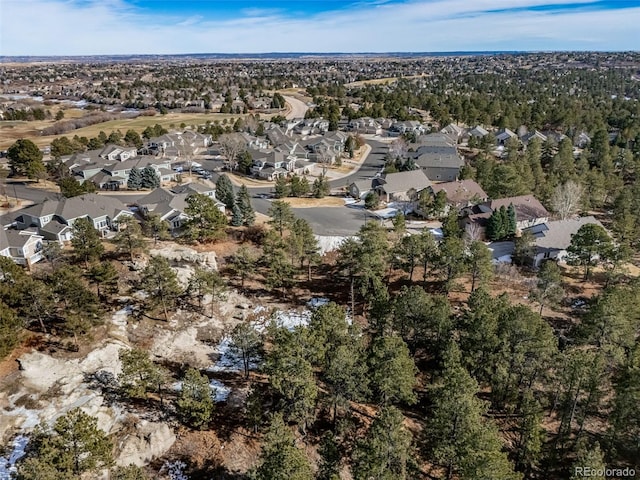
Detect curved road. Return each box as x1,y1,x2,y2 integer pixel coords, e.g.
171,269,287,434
283,95,309,120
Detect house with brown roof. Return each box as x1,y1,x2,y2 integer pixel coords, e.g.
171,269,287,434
429,180,488,208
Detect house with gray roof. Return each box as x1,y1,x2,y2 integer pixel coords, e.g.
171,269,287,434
376,170,432,203
525,216,606,267
496,128,518,146
410,144,464,182
13,194,133,243
135,185,225,232
0,228,44,267
348,179,376,199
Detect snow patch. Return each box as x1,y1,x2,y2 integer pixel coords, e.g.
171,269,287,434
307,297,330,308
209,380,232,403
162,460,189,480
315,235,350,255
208,336,259,373
0,435,28,480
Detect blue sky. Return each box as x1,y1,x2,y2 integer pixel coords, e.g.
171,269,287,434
1,0,639,55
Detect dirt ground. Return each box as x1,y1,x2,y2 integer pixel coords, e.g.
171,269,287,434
281,197,345,208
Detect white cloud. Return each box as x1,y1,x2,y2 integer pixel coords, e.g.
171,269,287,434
0,0,638,55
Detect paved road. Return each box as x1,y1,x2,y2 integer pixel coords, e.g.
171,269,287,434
283,95,309,120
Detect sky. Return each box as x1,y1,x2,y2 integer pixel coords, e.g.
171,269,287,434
1,0,639,56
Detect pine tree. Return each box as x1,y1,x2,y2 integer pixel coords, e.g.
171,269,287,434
274,175,290,198
507,203,517,236
266,327,317,431
367,335,417,405
139,256,183,320
176,368,215,429
87,261,119,299
215,174,236,209
428,342,520,480
71,217,104,268
113,216,146,261
317,432,341,480
268,200,295,237
127,167,143,190
119,347,169,400
18,408,113,479
254,413,313,480
289,218,320,280
184,193,227,243
312,174,330,198
231,202,243,226
570,441,606,480
352,406,414,480
229,322,263,379
228,245,256,287
140,166,160,189
236,184,256,226
468,240,494,292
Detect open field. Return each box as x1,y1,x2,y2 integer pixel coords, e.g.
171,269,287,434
344,74,427,88
0,110,282,150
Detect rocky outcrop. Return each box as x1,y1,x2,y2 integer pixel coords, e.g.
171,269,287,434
149,246,217,270
115,421,176,467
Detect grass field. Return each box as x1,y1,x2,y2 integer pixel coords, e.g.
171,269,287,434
0,110,278,150
344,74,426,88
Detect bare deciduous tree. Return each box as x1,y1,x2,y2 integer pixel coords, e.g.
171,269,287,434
218,133,245,171
388,137,408,160
551,181,583,220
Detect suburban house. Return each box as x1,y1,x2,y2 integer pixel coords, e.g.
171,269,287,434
135,186,225,232
348,179,376,199
64,146,176,190
348,118,383,135
496,128,518,146
376,170,432,203
466,125,490,140
413,147,465,181
250,150,311,180
440,123,465,140
463,194,549,235
12,194,133,243
430,180,488,208
520,130,548,145
0,228,44,267
525,216,606,267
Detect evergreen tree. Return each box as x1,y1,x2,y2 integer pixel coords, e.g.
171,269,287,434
268,200,295,237
127,167,143,190
566,223,613,280
71,217,104,268
0,301,21,359
367,335,417,405
139,255,182,320
468,240,494,292
274,175,290,198
119,347,169,400
87,261,119,299
113,215,146,261
176,368,215,429
228,245,256,287
266,327,318,431
427,342,520,480
352,406,414,480
317,432,341,480
187,267,226,318
111,465,149,480
215,174,236,209
229,322,263,379
570,441,606,480
231,202,243,226
184,193,227,243
529,261,564,315
289,218,320,280
507,204,517,236
236,184,256,226
141,213,170,245
609,343,640,456
312,174,330,198
18,408,113,479
140,166,160,189
254,413,313,480
437,236,468,292
7,138,46,180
